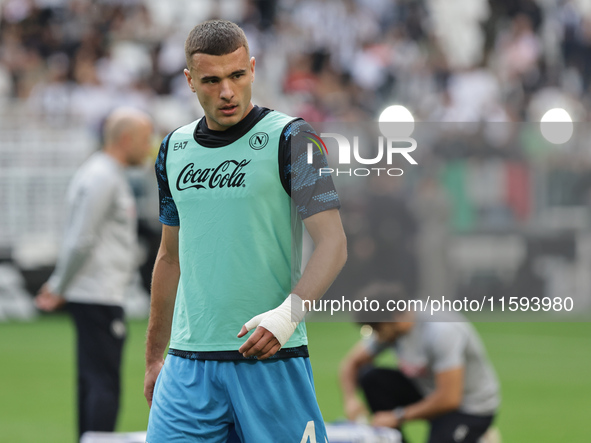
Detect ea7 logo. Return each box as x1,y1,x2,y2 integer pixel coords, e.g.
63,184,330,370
307,133,417,165
173,141,188,150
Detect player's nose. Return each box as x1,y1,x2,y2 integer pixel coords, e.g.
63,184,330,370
219,79,234,101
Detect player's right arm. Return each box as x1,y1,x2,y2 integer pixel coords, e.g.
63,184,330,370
144,132,180,407
339,341,374,421
144,224,180,407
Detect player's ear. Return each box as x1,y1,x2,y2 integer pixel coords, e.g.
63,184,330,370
184,69,196,93
250,57,255,82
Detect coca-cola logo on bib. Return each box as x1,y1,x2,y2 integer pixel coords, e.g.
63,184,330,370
176,159,250,191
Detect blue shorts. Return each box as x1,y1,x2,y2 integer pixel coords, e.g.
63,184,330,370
146,355,328,443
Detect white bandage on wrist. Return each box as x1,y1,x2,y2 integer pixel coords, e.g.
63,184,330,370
243,293,308,347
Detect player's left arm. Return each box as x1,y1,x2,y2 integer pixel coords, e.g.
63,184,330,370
238,208,347,359
372,367,465,427
293,208,347,301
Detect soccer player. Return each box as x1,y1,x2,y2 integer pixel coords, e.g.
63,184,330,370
35,107,153,439
339,283,500,443
144,20,347,442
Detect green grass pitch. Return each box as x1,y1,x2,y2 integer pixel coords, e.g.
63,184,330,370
1,316,589,442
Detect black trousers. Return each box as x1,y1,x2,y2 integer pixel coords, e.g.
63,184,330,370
68,303,126,439
358,366,494,443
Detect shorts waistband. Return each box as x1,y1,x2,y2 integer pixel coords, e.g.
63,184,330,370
168,345,309,361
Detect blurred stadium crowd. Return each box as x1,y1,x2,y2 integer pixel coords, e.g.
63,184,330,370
2,0,591,318
1,0,591,129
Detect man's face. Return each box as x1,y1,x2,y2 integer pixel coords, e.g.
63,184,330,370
184,46,255,131
125,120,153,166
372,316,414,343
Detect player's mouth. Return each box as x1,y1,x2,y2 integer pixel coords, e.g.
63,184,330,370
220,104,238,116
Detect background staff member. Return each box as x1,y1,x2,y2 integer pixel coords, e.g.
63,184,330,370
35,107,153,439
340,283,500,443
